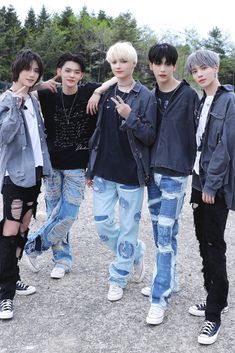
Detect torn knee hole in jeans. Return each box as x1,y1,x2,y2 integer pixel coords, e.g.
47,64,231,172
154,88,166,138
11,199,23,220
192,203,199,209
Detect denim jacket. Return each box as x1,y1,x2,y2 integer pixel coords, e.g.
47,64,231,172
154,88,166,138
87,81,157,185
150,80,199,175
0,91,52,190
196,85,235,210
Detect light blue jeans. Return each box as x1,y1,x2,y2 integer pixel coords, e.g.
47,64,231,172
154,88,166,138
26,169,85,270
93,176,145,288
147,172,188,309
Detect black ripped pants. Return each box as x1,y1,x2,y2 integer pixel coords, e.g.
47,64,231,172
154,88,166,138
190,187,229,323
0,177,41,301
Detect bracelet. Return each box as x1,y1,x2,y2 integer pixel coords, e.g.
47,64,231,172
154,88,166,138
93,90,102,96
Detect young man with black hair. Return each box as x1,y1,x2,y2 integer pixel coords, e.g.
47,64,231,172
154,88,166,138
143,43,199,325
25,52,115,278
0,49,52,319
186,49,235,345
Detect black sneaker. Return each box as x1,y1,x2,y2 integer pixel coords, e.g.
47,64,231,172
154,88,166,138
0,299,13,319
16,280,36,296
189,302,228,317
198,320,221,345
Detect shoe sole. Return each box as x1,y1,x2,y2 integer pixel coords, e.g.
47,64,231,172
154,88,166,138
198,327,220,345
141,287,151,297
189,306,229,317
146,315,164,325
50,270,66,279
107,293,123,301
0,311,13,319
16,288,36,296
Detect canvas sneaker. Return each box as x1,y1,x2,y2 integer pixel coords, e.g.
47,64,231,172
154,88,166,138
107,284,123,301
132,254,145,283
198,320,221,345
146,304,165,325
0,299,13,320
50,266,66,279
16,280,36,296
189,302,229,317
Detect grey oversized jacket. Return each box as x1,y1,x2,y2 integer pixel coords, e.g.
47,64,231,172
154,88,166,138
195,84,235,211
0,91,52,191
87,81,157,185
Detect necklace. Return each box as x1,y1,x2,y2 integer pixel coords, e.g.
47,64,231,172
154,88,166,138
114,81,135,102
61,88,78,124
117,80,135,88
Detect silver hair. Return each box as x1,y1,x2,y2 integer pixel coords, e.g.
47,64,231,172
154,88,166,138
186,49,220,74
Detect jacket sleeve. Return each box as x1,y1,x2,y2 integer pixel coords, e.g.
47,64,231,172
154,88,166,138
0,94,23,145
203,101,235,196
120,93,157,146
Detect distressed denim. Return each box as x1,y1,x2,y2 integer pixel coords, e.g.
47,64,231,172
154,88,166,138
26,169,85,270
93,176,145,288
147,173,188,309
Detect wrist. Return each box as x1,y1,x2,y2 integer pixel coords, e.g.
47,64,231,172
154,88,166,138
93,89,102,96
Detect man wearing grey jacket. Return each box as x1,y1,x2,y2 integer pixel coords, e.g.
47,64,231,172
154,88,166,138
0,49,52,320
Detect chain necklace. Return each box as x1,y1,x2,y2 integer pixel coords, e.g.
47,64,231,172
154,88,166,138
61,88,78,124
114,81,135,102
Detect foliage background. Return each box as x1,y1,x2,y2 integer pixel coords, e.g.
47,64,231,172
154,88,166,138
0,5,235,90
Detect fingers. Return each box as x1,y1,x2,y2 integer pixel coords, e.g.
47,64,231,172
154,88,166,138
85,178,93,187
86,93,101,115
111,95,124,106
202,192,215,204
13,85,27,96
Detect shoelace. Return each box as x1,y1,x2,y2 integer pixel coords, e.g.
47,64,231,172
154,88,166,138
0,299,13,311
196,302,206,310
200,320,215,334
16,281,28,290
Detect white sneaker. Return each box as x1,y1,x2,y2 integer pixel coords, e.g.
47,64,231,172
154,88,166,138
25,254,41,273
146,304,165,325
50,266,66,279
132,255,145,283
107,284,123,301
141,286,151,297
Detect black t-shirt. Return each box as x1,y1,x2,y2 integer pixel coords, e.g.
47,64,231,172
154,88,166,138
93,88,139,185
38,83,99,169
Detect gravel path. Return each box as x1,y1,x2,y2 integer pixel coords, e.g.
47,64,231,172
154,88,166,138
0,182,234,353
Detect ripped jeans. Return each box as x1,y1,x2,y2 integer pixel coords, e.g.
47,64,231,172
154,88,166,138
147,173,188,309
93,177,145,288
26,169,85,271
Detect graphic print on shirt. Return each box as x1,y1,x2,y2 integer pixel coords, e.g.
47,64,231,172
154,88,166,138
54,98,92,151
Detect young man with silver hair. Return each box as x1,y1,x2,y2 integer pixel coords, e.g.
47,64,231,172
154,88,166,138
186,49,235,345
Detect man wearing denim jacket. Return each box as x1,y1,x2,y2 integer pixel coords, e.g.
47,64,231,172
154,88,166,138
86,42,157,302
143,43,199,326
186,49,235,345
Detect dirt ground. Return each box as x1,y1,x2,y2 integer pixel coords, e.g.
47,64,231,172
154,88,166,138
0,183,234,353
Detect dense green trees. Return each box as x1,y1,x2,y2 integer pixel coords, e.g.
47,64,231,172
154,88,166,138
0,5,234,88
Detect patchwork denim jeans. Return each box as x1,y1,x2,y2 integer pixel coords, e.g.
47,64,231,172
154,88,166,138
26,169,85,270
147,173,188,309
93,176,145,288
